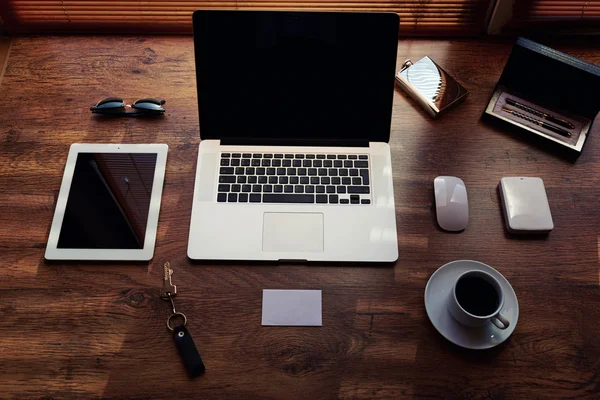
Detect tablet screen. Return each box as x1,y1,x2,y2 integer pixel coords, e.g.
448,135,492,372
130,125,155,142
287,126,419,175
57,152,158,249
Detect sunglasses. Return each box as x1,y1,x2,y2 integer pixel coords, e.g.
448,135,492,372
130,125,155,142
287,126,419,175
90,97,166,116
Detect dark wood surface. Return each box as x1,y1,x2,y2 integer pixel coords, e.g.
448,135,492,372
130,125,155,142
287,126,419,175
1,36,599,400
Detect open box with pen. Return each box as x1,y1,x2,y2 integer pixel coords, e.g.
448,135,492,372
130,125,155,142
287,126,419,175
484,38,600,158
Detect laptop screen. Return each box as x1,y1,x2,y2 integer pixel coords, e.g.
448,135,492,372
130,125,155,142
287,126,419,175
193,11,399,145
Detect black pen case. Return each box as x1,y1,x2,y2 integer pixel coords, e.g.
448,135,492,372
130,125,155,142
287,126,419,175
483,37,600,158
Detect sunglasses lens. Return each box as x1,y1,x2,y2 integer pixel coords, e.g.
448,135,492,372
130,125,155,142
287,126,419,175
132,98,166,113
92,97,125,112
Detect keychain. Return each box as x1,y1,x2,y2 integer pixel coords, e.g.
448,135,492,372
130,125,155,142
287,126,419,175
160,262,206,377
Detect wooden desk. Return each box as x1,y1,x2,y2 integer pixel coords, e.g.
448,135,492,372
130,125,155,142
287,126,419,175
1,36,599,399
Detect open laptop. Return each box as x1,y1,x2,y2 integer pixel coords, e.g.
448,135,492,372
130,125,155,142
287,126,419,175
188,10,399,262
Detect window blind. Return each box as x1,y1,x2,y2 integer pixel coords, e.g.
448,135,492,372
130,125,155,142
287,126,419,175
1,0,492,36
510,1,600,32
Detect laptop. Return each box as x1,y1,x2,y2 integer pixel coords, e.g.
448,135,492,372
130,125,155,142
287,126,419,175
188,10,399,262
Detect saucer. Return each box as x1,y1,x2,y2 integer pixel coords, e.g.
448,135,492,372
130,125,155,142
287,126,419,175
424,260,519,350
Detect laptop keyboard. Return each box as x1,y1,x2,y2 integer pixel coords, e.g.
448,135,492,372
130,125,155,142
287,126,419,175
217,153,371,205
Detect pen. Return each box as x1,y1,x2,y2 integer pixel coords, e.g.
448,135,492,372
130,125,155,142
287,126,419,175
506,98,574,129
502,107,572,137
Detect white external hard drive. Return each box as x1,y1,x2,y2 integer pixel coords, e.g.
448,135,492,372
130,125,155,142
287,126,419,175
499,177,554,234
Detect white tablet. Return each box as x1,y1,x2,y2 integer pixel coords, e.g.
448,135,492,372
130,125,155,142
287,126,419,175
45,143,168,261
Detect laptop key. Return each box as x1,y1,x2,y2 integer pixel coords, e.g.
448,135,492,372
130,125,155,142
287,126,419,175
219,176,236,183
332,177,341,185
250,194,261,202
324,160,333,167
295,154,304,159
326,186,335,193
251,159,261,166
279,176,288,184
228,193,237,202
242,153,251,158
350,169,359,176
313,160,322,167
232,153,241,158
298,168,307,175
316,195,327,204
266,168,276,175
355,160,368,168
286,168,297,175
272,159,282,167
284,185,293,193
274,154,284,159
316,186,325,193
275,168,285,175
218,184,230,192
231,159,240,166
246,167,255,175
334,160,343,168
359,155,368,159
290,177,299,184
274,185,283,193
306,154,316,159
310,177,319,184
258,176,267,184
263,194,314,203
269,176,278,184
321,177,330,185
360,169,369,185
295,185,304,193
328,169,338,176
350,195,360,204
235,167,245,175
283,159,292,167
318,168,327,176
264,154,273,158
231,184,241,193
220,159,230,166
263,185,273,193
248,176,257,184
220,167,234,174
305,185,315,193
303,160,312,167
340,198,350,204
339,168,348,176
300,177,309,184
237,176,247,184
361,199,371,204
252,185,262,192
217,193,227,202
348,186,370,194
262,159,271,167
239,193,248,202
342,177,351,185
329,194,339,204
336,186,346,194
344,160,353,168
308,168,317,176
352,177,362,185
241,159,250,166
285,154,294,159
257,167,266,175
316,154,326,159
221,153,231,158
338,155,347,159
349,155,358,160
252,153,262,158
242,184,251,192
293,160,302,167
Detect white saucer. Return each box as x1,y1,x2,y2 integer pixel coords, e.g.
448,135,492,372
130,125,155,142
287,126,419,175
424,260,519,350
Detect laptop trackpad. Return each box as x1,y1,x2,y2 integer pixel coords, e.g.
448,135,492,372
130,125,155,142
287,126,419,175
262,213,324,253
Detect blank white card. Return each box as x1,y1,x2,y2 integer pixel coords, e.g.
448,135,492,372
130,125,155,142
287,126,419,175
261,290,322,326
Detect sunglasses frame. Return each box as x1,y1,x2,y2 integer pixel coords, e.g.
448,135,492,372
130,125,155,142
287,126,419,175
90,97,166,117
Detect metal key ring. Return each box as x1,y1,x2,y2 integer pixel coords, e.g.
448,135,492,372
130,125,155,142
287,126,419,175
167,312,187,331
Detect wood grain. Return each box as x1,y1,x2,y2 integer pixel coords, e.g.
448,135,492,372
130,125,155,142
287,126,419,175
0,36,599,400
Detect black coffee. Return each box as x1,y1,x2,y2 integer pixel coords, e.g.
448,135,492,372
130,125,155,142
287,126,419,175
455,276,500,316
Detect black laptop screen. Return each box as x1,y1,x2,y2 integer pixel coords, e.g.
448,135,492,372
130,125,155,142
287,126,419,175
193,11,399,145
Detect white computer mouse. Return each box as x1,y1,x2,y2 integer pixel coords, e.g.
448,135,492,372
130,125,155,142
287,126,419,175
434,176,468,232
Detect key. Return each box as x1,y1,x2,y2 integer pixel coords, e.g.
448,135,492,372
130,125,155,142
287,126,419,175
160,262,176,299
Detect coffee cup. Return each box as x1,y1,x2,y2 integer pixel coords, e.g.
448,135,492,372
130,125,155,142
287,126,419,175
447,270,510,329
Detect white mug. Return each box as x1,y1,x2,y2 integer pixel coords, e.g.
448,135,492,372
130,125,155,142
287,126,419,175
447,270,510,330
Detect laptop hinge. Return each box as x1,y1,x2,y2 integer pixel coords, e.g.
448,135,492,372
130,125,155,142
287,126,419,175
220,138,370,147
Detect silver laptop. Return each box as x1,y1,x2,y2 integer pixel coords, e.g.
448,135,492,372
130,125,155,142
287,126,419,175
188,10,399,262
